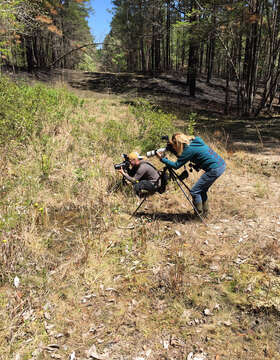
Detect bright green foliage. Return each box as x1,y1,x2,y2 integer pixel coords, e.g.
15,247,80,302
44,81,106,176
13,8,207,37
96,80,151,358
222,263,280,312
131,99,175,153
0,76,80,144
101,118,138,157
102,35,127,72
76,53,98,72
91,98,175,158
187,112,197,135
0,0,24,59
40,154,52,179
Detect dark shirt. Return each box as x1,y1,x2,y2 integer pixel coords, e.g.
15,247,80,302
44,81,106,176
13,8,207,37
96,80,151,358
125,161,160,184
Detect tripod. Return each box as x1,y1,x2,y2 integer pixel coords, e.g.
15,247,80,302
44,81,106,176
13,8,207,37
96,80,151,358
107,176,128,194
131,166,207,225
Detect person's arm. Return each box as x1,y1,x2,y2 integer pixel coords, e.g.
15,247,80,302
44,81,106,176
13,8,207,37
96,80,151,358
118,168,137,183
119,163,147,184
159,147,193,169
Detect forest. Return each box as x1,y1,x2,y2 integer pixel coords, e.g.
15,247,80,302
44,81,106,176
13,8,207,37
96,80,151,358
2,1,280,116
0,1,280,360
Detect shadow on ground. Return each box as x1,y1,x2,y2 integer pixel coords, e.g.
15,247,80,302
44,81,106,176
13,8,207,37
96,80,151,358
134,211,197,224
35,69,280,157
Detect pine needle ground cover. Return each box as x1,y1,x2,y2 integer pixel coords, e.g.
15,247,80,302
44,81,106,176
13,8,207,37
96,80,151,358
0,77,279,360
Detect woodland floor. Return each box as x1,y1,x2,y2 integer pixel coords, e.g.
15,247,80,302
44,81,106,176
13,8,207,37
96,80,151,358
3,69,280,360
35,69,280,161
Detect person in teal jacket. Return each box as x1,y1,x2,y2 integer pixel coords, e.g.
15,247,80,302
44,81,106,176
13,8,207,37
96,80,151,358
156,133,226,216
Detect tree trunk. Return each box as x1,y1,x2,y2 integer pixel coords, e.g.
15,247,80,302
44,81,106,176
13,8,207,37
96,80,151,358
165,0,171,71
187,1,199,97
225,61,230,115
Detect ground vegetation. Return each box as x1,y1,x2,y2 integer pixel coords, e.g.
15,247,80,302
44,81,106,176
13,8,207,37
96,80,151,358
0,73,279,359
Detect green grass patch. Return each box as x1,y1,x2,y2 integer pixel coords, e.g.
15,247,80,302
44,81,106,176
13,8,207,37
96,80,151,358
0,76,81,144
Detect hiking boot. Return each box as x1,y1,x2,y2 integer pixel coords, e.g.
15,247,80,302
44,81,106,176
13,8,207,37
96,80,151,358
202,200,209,218
193,202,203,217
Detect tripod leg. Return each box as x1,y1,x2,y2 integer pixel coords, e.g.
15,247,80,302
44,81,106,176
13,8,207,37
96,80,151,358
169,168,207,226
108,181,121,194
130,196,147,218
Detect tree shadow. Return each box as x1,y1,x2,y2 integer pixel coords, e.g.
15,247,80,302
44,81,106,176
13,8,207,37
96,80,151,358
34,69,280,155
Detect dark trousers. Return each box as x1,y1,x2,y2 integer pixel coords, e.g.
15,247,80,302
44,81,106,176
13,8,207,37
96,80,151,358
134,180,156,197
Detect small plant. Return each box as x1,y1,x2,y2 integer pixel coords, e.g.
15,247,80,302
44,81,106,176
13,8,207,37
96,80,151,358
40,154,52,179
187,112,197,135
254,181,268,198
74,168,86,182
130,98,175,152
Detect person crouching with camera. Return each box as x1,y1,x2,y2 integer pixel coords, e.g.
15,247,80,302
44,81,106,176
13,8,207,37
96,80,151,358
156,133,226,217
118,152,160,197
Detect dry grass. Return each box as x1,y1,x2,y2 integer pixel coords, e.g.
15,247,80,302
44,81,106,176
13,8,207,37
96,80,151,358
0,85,280,360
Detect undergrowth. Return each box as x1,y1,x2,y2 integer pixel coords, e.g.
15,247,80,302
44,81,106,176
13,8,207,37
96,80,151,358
0,76,279,359
0,76,82,144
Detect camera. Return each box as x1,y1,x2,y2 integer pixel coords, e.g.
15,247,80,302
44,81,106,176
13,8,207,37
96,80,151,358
146,135,177,158
178,169,189,181
114,154,130,172
189,163,200,172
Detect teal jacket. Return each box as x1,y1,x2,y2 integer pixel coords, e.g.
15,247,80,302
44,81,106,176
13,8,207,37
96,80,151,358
161,136,225,171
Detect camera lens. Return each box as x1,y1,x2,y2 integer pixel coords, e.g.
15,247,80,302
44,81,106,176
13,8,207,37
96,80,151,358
146,150,155,157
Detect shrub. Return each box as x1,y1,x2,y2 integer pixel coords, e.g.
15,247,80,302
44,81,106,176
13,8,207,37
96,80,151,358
130,99,175,153
100,118,138,158
0,76,80,144
187,112,197,135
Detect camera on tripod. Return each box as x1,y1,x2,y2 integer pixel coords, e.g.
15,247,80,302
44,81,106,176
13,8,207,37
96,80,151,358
146,135,177,158
114,154,130,172
189,163,200,172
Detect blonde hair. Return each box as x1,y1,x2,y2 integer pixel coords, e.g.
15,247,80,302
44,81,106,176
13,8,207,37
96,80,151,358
171,133,194,155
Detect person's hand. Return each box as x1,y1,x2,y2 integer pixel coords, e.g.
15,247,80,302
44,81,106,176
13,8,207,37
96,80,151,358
118,167,125,176
156,150,164,159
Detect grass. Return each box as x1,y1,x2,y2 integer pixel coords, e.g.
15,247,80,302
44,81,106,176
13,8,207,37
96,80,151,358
0,76,279,359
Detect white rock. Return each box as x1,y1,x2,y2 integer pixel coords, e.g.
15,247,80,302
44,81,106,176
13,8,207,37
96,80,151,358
187,352,193,360
214,303,220,311
45,344,59,352
44,312,51,320
69,351,76,360
44,322,55,331
14,276,20,288
204,308,212,316
146,349,152,357
193,353,207,360
23,309,35,321
81,294,96,303
87,344,107,359
223,320,232,327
